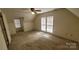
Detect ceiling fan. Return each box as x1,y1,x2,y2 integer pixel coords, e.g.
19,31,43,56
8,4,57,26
30,8,41,14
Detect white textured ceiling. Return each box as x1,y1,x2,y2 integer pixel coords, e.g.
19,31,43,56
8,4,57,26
2,8,79,17
67,8,79,17
35,8,79,17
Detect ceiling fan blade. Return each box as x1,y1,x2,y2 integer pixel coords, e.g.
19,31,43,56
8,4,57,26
35,10,41,12
30,8,37,14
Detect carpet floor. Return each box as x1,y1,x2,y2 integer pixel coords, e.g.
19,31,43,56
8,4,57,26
9,31,79,50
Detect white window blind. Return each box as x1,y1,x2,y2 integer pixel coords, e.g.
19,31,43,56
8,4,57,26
47,16,53,33
41,16,53,33
41,17,46,31
14,19,21,28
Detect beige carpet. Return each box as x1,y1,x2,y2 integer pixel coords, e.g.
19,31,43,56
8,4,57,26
9,31,79,50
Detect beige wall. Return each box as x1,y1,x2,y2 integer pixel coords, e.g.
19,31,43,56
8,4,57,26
34,8,79,42
0,25,7,50
23,12,35,32
1,9,35,35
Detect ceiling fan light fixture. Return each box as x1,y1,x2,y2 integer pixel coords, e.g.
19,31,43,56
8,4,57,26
31,12,35,14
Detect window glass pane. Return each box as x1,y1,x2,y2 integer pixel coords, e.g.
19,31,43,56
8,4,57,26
41,17,46,25
41,25,46,31
47,16,53,25
41,17,46,31
47,25,53,33
47,16,53,33
14,19,21,28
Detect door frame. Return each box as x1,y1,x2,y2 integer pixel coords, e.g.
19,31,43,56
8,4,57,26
0,13,9,48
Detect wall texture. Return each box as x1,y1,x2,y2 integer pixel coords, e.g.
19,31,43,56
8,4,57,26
23,12,35,32
34,8,79,42
0,25,7,50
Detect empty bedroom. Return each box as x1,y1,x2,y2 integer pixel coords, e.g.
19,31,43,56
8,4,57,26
0,8,79,50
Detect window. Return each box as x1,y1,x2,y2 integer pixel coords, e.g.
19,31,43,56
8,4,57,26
47,16,53,33
14,19,21,28
41,16,53,33
41,17,46,31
